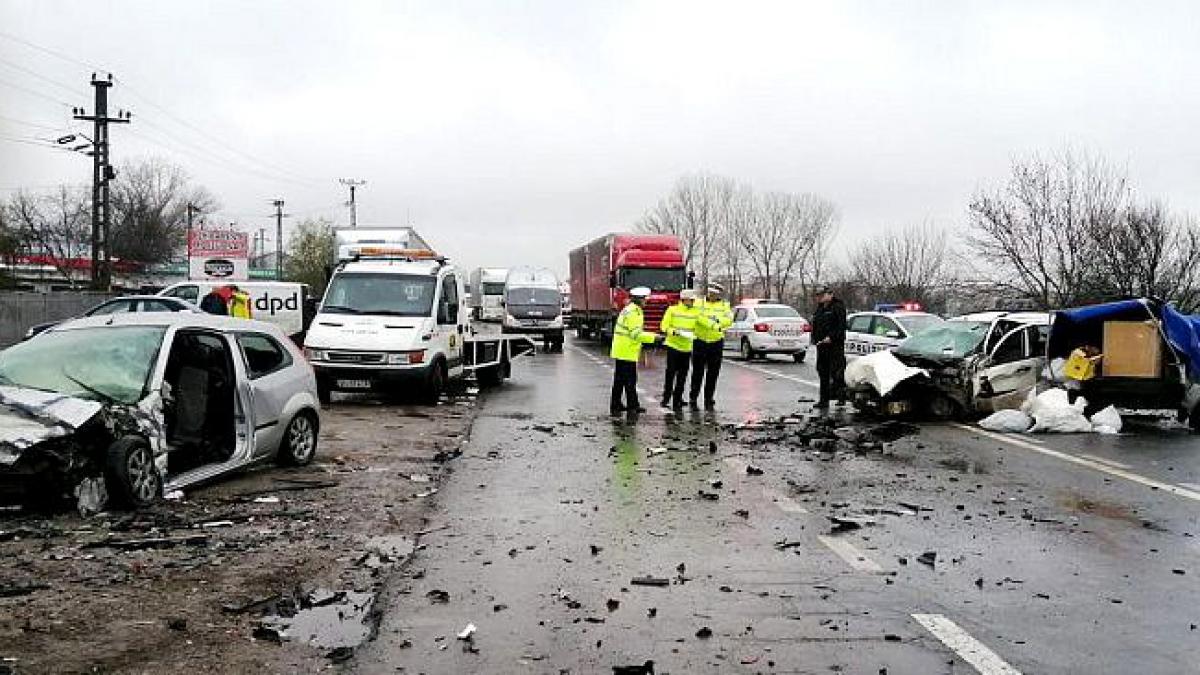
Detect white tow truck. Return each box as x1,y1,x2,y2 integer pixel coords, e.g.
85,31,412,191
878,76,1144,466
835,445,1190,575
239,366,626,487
302,228,535,403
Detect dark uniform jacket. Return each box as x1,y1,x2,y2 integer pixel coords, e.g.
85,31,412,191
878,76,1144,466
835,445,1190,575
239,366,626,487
811,297,847,347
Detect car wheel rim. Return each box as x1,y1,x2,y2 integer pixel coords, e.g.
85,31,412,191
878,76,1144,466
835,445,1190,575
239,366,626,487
289,416,315,461
127,446,158,502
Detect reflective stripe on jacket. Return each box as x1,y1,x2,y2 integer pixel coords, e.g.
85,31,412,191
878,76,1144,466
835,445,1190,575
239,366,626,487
694,298,733,343
660,302,699,353
610,303,656,361
230,292,253,319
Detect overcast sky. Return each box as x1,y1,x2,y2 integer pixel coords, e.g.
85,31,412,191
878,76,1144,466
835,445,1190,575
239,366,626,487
2,0,1199,277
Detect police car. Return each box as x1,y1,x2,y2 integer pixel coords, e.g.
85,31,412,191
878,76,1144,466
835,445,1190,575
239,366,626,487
725,300,811,362
844,307,944,356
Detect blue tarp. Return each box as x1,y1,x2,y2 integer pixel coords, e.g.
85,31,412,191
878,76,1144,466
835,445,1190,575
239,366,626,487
1049,298,1200,380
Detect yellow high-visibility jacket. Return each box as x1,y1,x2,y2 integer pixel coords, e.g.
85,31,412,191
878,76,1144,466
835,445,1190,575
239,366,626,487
610,302,657,361
230,292,253,319
694,298,733,343
660,302,700,353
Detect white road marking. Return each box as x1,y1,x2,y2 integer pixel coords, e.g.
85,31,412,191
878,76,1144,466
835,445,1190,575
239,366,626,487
952,423,1200,503
912,613,1023,675
1077,453,1131,469
1180,482,1200,492
762,486,808,514
727,359,820,388
817,535,884,573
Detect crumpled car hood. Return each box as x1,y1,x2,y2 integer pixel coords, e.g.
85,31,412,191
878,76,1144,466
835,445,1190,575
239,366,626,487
0,385,103,466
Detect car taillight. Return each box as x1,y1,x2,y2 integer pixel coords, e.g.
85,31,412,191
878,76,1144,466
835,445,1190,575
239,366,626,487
754,323,770,333
409,350,425,365
802,324,812,333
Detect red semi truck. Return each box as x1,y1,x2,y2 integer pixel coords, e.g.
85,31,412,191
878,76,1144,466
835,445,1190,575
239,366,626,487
568,233,689,339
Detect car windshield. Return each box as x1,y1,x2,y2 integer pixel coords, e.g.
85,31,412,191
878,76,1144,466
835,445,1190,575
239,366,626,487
754,306,800,318
507,287,560,305
0,326,166,404
322,273,437,316
896,320,989,358
897,314,945,336
619,267,686,292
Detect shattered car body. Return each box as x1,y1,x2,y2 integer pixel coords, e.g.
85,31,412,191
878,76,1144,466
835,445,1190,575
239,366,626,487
0,314,321,514
847,313,1050,419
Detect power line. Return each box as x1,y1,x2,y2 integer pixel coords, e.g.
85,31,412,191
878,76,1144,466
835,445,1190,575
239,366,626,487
0,55,80,97
0,75,71,108
0,30,106,72
0,133,79,154
0,112,74,132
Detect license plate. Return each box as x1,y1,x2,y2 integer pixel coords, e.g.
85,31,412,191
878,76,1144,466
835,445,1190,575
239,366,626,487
779,340,798,348
337,379,373,390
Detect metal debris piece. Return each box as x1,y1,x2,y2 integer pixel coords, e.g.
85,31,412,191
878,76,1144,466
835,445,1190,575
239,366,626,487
630,576,670,587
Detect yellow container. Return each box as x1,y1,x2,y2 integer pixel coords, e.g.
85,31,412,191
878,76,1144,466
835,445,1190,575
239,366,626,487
1064,348,1101,381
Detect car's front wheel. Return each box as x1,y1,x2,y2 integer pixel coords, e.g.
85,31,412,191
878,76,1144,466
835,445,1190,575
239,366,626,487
277,411,319,466
105,436,161,508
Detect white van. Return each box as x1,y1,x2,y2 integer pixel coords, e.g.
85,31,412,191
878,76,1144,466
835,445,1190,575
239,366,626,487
158,281,311,339
468,267,508,322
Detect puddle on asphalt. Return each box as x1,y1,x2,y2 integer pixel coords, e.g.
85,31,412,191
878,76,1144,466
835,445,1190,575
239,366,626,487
258,589,376,649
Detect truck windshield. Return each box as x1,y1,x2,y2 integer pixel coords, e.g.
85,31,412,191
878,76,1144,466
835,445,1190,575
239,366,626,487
896,321,988,359
322,273,437,317
506,288,560,306
481,283,506,295
619,267,686,292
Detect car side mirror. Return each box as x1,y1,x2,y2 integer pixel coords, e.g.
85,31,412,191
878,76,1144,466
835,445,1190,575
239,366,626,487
886,330,901,339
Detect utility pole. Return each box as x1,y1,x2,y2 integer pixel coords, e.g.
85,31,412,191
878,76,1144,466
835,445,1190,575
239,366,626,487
74,73,131,290
185,202,198,280
272,199,287,280
257,227,266,263
339,178,366,228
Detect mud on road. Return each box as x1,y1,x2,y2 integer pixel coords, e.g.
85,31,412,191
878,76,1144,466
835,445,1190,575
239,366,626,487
0,393,477,675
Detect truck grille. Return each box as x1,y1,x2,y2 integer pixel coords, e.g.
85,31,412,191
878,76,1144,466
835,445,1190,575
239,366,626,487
642,304,667,333
326,351,386,364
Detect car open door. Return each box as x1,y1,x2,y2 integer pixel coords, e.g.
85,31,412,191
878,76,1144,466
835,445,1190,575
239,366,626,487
973,325,1041,413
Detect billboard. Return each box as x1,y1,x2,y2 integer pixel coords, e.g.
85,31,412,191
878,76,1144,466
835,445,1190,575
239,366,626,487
188,229,249,281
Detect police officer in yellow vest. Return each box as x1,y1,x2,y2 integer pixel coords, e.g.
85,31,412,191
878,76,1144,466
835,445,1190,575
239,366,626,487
610,286,662,416
659,288,699,410
689,283,733,410
229,285,253,319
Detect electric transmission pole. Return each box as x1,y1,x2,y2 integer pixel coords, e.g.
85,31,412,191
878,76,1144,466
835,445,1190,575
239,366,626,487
272,199,288,280
339,178,366,228
74,73,131,290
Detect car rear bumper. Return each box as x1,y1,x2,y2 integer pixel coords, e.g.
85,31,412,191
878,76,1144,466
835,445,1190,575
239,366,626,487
748,334,811,353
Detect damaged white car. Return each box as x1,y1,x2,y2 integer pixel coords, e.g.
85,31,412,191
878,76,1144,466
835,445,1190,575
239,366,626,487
0,313,320,514
846,313,1050,419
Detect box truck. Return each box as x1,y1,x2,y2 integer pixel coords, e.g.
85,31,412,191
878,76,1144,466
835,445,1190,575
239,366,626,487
568,233,688,339
468,267,509,322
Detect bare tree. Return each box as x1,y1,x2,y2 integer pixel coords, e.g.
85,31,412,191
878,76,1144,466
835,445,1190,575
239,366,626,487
1088,201,1200,310
110,158,218,266
713,183,755,297
968,149,1127,309
742,191,838,303
5,186,91,283
636,173,735,284
849,223,955,310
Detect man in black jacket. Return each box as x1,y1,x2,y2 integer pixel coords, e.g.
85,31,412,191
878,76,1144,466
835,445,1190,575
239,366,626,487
810,285,847,409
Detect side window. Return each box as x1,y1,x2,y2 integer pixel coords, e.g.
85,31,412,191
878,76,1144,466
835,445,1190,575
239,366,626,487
88,300,133,316
848,315,873,334
986,319,1018,353
165,285,200,303
874,317,900,337
138,300,175,312
237,333,291,379
1028,325,1047,357
439,275,459,324
733,308,748,323
991,329,1027,365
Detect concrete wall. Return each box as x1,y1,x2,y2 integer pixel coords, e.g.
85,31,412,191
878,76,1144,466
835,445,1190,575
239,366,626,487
0,292,118,347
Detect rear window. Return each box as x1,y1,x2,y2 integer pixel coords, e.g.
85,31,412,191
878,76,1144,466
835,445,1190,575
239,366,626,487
753,306,800,318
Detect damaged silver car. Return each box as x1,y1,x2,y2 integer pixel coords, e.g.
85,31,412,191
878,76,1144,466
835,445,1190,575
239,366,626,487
847,313,1050,419
0,313,321,514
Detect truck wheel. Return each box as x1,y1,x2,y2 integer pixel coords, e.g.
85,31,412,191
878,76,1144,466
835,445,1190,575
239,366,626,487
421,360,447,404
740,339,756,361
105,436,161,508
793,350,807,364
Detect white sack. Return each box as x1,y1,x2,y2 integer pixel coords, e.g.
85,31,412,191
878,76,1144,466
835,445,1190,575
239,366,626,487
1026,388,1093,433
844,350,927,397
1090,406,1123,435
979,409,1033,433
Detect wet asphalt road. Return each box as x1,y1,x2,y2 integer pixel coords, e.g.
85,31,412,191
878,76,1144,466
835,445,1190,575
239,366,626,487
352,338,1200,674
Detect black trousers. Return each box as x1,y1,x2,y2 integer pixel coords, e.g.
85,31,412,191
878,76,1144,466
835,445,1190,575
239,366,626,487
689,340,724,403
611,360,639,410
816,344,846,403
662,347,691,405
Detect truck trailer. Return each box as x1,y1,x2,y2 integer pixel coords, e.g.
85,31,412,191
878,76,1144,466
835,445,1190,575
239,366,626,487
303,228,534,403
568,233,688,340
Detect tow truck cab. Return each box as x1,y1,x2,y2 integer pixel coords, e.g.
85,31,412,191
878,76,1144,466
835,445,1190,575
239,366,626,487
303,230,468,403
